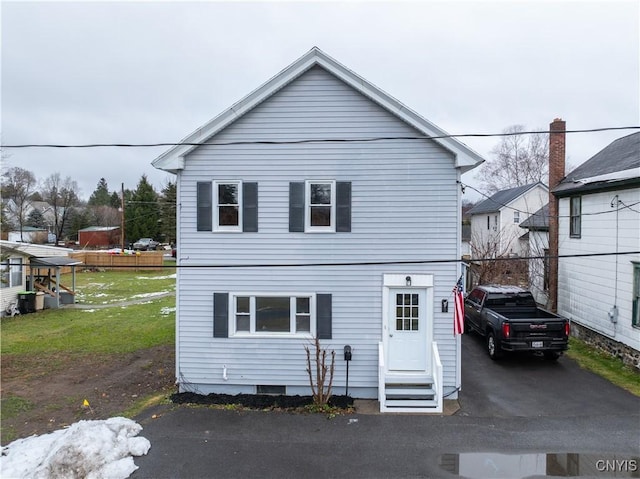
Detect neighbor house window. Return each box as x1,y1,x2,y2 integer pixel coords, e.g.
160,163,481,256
570,196,581,238
514,211,520,224
633,263,640,328
214,181,242,232
306,180,336,231
231,294,315,336
0,258,23,289
487,216,490,230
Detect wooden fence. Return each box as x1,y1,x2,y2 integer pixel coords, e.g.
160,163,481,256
68,251,166,272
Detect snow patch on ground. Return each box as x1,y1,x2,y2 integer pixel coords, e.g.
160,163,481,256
0,417,150,479
160,307,176,315
129,291,171,300
82,309,98,313
135,274,176,280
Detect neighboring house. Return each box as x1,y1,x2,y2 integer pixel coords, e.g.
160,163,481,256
7,226,48,244
468,183,548,258
552,132,640,366
152,47,485,412
78,226,121,248
0,241,78,314
461,223,471,259
519,204,550,306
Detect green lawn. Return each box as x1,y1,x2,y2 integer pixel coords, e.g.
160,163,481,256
2,269,175,355
566,337,640,397
73,269,176,305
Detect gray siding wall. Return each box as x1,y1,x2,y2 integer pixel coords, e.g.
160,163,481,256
176,66,461,397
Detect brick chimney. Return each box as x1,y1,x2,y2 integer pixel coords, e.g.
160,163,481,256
548,118,566,312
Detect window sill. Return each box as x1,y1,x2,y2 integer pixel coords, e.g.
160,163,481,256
230,332,314,339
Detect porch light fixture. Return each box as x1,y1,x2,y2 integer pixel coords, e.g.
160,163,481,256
405,276,411,286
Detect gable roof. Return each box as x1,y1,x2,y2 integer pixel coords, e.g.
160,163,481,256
519,204,549,231
554,132,640,196
467,182,547,215
152,47,485,174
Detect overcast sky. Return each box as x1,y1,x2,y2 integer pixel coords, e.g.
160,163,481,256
2,1,638,202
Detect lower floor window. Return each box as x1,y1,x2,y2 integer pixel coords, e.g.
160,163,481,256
232,294,314,335
633,263,640,328
0,258,22,289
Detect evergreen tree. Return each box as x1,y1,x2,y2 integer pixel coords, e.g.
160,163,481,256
88,178,112,206
125,175,159,242
158,180,177,244
110,191,121,209
26,208,46,228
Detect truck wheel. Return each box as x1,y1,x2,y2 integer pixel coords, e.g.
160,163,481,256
544,351,560,361
487,332,502,360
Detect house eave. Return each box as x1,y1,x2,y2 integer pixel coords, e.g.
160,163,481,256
152,47,486,173
553,177,640,198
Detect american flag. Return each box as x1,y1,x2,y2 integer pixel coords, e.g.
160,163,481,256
453,275,465,335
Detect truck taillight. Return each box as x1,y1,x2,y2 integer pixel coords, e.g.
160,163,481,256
502,322,510,338
564,322,570,337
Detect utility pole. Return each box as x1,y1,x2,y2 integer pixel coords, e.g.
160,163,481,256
121,183,125,251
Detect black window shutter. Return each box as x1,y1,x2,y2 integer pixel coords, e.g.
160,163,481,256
213,293,229,338
316,294,332,339
289,182,305,232
243,182,258,232
197,182,212,232
336,181,352,232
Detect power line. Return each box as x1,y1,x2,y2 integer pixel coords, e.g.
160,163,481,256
3,126,639,149
78,249,640,269
461,182,640,218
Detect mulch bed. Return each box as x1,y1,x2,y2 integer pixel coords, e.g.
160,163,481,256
171,392,354,410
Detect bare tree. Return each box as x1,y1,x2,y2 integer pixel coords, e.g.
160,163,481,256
304,337,336,407
41,173,80,245
1,167,37,241
470,226,526,286
476,125,549,194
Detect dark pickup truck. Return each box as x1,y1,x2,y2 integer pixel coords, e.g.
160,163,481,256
464,285,570,360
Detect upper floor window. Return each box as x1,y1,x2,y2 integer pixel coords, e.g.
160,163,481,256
570,196,581,238
514,211,520,224
0,258,23,289
197,181,258,233
306,180,335,232
215,181,242,231
289,181,351,233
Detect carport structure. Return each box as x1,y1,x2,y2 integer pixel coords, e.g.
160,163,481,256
29,256,83,309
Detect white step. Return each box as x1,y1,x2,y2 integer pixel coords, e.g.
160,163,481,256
384,399,439,408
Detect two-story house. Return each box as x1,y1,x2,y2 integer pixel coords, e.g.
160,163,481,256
467,182,548,259
551,131,640,367
152,48,485,412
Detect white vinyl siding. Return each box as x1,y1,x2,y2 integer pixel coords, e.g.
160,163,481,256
557,188,640,351
175,66,461,397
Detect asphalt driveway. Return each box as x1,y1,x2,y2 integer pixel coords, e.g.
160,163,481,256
132,335,639,478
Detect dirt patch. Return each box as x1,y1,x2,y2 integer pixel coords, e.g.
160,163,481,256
1,345,175,444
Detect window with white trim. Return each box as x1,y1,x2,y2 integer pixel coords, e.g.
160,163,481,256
0,258,23,289
231,294,315,336
513,211,520,224
214,181,242,231
633,262,640,328
570,196,581,238
306,180,335,232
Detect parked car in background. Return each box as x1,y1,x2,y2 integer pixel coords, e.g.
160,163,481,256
132,238,159,251
464,284,570,360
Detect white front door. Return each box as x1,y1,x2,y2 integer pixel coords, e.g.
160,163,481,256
387,289,428,371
